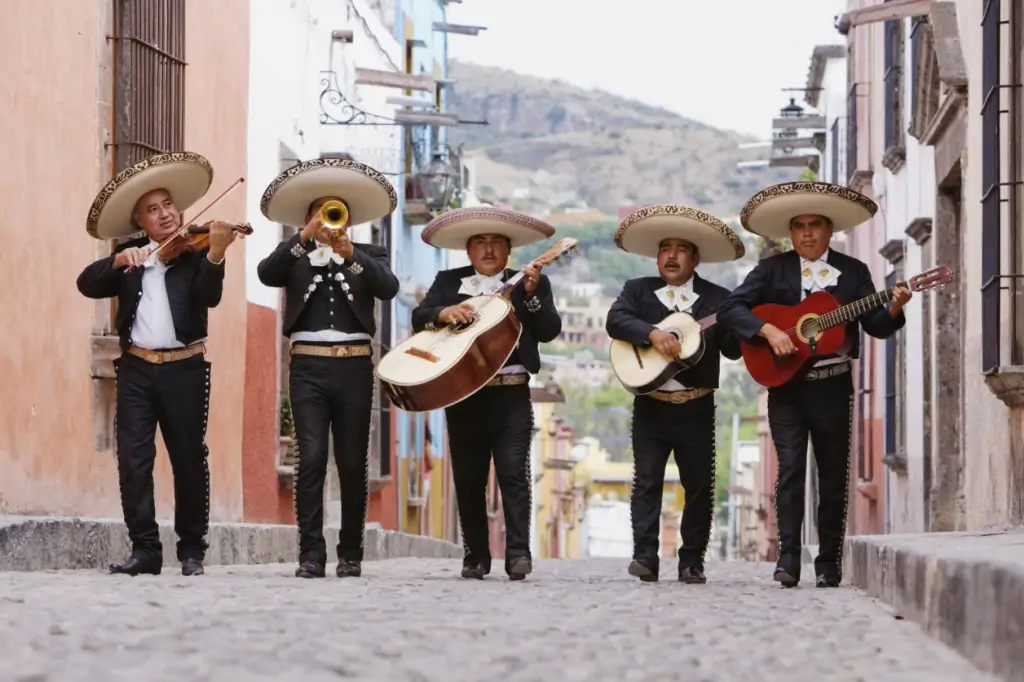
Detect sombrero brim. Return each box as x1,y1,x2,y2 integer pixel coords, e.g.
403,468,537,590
740,181,878,239
614,205,745,262
260,157,397,228
421,207,555,250
86,151,213,240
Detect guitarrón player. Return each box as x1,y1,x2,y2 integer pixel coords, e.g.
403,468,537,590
605,205,745,584
717,181,911,589
411,206,561,581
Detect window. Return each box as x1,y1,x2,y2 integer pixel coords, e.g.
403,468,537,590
882,11,907,170
981,0,1024,372
112,0,187,172
883,270,906,471
846,82,860,185
829,119,840,184
93,0,187,452
856,330,869,480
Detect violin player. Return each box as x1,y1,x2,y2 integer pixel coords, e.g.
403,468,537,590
76,151,240,577
256,157,399,580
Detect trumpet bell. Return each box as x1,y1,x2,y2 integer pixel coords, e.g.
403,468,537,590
319,200,349,235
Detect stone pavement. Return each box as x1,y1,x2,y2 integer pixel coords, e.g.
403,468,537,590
1,558,992,682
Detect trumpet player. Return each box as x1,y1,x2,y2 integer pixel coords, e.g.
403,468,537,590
257,157,400,579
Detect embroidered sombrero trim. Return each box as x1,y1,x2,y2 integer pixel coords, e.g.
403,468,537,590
421,208,555,242
614,204,745,259
86,151,213,239
739,181,878,231
258,157,398,217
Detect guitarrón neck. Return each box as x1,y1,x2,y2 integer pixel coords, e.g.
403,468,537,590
819,285,898,330
497,271,524,299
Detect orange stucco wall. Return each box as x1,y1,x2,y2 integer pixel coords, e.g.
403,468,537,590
0,0,250,521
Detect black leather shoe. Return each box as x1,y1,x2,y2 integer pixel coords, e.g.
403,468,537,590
109,555,161,576
506,557,532,581
678,565,707,584
181,558,204,576
336,560,361,578
295,559,326,578
773,566,800,588
461,563,487,580
816,573,840,588
628,558,658,582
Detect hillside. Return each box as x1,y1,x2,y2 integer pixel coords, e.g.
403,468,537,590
446,60,799,217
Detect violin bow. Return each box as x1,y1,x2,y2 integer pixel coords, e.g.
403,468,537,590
130,177,246,271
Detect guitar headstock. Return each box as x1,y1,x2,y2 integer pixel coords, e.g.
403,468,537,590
533,237,580,269
908,265,954,293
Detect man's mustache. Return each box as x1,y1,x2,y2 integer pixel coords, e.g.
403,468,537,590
664,260,679,267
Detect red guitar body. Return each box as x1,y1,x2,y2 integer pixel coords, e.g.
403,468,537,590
740,291,849,388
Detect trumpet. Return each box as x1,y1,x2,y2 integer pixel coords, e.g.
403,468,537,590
319,200,349,239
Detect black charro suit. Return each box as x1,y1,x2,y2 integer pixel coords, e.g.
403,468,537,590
717,248,905,586
76,236,226,574
606,273,740,581
411,265,561,579
257,232,399,577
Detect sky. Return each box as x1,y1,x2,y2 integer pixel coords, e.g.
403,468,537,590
445,0,847,139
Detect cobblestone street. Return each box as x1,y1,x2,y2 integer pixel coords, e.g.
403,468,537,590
0,558,991,682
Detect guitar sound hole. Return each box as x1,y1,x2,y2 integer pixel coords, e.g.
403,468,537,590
448,317,477,335
799,318,820,339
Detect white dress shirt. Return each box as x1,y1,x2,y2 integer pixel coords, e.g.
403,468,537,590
131,241,185,350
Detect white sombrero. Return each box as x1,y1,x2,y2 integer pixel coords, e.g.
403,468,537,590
421,206,555,250
739,181,878,240
260,157,397,228
614,205,745,263
85,151,213,240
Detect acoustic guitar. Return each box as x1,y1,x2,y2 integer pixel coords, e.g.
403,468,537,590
376,238,580,413
609,312,718,395
739,265,953,388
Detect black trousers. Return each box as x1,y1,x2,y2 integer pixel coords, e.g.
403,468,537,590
114,353,211,562
767,370,853,577
289,353,374,563
445,382,534,571
631,392,716,569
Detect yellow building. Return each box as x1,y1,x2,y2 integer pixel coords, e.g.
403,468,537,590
575,437,686,558
534,399,588,559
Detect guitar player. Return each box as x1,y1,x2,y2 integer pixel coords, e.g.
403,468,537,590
411,206,561,581
717,181,912,589
605,205,746,584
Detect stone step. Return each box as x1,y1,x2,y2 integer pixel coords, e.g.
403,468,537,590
0,515,463,571
844,530,1024,682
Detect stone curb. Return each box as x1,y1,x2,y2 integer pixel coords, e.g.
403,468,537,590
844,531,1024,682
0,515,463,571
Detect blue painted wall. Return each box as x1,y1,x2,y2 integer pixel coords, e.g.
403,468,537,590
391,0,451,526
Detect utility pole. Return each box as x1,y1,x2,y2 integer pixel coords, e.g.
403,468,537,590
726,412,740,561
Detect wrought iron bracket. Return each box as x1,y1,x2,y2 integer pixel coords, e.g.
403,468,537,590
319,70,400,126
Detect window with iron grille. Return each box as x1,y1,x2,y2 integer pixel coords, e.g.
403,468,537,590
882,13,906,170
856,330,870,480
829,119,840,184
846,82,859,185
883,269,906,468
112,0,187,172
980,0,1024,373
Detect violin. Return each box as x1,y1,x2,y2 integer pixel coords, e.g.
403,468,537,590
125,176,251,272
154,222,253,263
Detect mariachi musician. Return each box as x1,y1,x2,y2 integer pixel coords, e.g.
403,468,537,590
717,182,912,588
411,207,562,580
257,157,399,580
606,205,745,584
76,151,241,577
